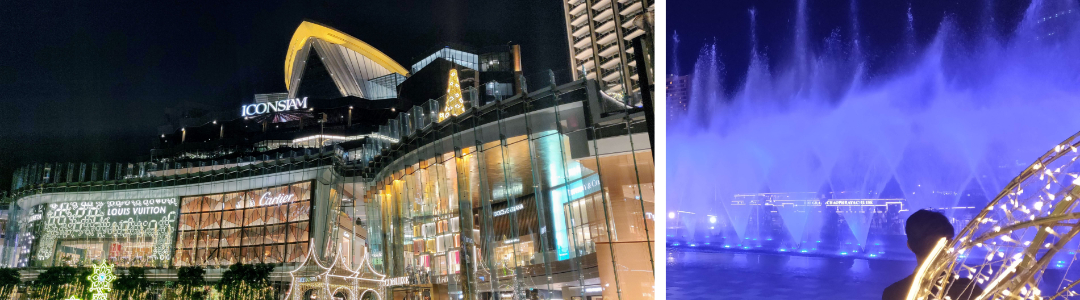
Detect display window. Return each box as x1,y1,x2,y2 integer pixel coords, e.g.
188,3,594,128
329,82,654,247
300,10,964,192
173,181,313,267
36,197,180,267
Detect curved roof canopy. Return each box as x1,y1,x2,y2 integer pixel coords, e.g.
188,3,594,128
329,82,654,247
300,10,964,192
285,21,409,99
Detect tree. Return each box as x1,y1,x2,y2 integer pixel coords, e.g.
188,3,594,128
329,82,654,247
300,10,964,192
0,268,20,299
176,266,206,300
31,266,91,300
113,267,150,299
218,263,275,300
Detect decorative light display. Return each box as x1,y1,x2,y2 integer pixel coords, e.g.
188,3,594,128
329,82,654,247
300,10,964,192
910,131,1080,300
437,69,465,122
88,261,116,300
285,244,385,300
35,198,178,263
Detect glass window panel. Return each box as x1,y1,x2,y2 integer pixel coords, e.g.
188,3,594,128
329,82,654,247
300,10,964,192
204,194,223,211
240,190,259,209
179,214,200,231
195,248,209,266
241,246,261,264
181,197,202,213
200,212,221,230
588,196,601,226
198,196,214,212
266,224,286,244
242,227,264,246
243,207,265,227
580,150,653,244
287,243,308,263
178,230,196,248
579,199,590,225
222,192,243,210
174,250,192,267
203,248,219,267
266,204,287,224
265,244,285,264
288,222,310,243
221,210,243,228
218,247,239,266
294,182,311,200
220,229,242,247
289,201,310,222
197,230,220,248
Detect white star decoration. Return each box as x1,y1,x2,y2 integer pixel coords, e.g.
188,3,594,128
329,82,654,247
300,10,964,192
87,261,116,300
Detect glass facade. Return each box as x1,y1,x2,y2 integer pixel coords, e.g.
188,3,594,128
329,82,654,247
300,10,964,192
479,52,512,72
412,48,480,74
353,80,654,300
173,182,313,267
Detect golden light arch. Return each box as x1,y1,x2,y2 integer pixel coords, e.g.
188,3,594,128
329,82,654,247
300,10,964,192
284,21,409,98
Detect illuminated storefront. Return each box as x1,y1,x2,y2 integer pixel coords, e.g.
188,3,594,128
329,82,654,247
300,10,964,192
355,79,655,300
4,161,336,269
37,197,178,268
173,182,313,267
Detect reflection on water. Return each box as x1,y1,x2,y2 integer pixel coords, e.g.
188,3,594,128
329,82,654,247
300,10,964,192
668,250,917,300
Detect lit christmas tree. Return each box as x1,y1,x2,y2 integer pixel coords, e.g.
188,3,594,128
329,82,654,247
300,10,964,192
438,69,465,122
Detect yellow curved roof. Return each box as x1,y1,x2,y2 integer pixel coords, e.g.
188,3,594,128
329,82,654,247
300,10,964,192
284,21,409,90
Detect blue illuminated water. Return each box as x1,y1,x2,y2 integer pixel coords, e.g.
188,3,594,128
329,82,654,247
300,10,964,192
669,0,1080,260
667,250,916,299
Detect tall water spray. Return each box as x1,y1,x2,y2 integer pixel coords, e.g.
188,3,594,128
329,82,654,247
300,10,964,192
668,0,1080,259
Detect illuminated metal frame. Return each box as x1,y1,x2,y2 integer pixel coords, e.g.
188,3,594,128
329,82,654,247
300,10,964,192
911,131,1080,300
284,21,409,98
284,243,387,300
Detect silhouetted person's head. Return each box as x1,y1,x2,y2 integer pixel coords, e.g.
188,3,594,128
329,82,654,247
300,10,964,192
906,209,954,261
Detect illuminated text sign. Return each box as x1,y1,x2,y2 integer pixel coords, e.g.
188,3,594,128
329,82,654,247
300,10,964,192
258,192,296,206
241,97,308,117
383,276,409,287
493,203,524,217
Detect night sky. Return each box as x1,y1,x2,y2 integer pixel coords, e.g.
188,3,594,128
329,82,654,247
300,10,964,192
0,0,570,190
668,0,1033,91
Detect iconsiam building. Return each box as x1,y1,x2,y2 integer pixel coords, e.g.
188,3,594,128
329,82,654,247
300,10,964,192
1,21,654,300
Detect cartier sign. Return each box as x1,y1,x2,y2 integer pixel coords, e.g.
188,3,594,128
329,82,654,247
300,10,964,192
258,192,296,206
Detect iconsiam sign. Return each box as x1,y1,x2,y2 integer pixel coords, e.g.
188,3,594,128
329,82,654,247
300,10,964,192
667,0,1080,260
241,97,309,117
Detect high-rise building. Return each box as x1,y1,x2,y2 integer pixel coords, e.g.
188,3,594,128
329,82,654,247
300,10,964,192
561,0,653,104
666,74,690,118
